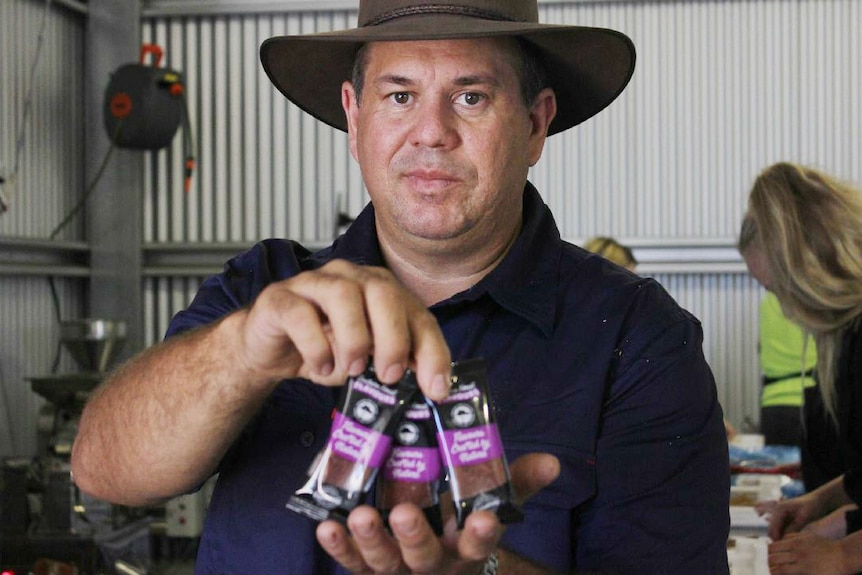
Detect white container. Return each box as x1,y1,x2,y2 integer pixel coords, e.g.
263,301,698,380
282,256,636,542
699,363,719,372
731,433,765,450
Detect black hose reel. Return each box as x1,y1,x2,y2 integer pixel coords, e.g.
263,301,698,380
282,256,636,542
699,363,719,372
103,44,195,191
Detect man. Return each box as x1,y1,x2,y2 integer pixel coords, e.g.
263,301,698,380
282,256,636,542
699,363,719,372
71,1,730,574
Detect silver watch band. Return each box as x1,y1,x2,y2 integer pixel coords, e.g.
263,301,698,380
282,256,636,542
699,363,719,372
479,552,499,575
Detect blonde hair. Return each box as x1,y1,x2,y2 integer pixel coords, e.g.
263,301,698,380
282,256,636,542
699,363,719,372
743,162,862,419
584,236,638,270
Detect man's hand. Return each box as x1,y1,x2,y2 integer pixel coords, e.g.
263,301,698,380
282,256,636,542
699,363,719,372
72,259,452,506
315,453,561,575
236,259,452,400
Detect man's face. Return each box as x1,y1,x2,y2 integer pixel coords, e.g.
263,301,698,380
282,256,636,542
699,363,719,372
342,38,555,253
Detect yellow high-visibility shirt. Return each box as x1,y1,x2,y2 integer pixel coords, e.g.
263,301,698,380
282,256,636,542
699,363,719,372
760,292,817,407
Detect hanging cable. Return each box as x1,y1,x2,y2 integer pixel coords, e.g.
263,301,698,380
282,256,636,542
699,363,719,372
48,122,121,241
45,121,122,373
180,90,196,193
168,81,196,193
2,0,53,214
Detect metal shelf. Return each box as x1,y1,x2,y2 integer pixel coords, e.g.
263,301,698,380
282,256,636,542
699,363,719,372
0,237,90,277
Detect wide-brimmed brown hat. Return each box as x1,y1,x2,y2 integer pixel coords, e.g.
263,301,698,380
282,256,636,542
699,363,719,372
260,0,635,136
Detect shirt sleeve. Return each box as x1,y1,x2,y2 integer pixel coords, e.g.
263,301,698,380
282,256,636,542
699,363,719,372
165,239,306,339
574,290,731,575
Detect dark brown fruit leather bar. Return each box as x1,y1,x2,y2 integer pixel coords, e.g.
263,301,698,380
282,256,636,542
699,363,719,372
450,457,507,500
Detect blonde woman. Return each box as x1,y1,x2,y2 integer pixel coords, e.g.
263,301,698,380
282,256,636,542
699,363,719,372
740,219,843,491
742,162,862,575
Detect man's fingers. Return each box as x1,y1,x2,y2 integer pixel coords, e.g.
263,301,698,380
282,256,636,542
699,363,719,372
346,506,406,574
508,453,561,505
409,310,452,401
316,456,556,575
389,504,496,574
243,286,334,380
316,519,369,575
281,260,451,396
361,265,452,397
361,272,415,383
457,509,501,561
285,267,374,376
389,503,446,572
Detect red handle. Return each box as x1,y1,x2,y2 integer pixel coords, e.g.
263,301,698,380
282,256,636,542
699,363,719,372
139,44,164,67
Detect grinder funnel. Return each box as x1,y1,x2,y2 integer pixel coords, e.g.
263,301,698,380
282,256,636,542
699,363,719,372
60,319,127,373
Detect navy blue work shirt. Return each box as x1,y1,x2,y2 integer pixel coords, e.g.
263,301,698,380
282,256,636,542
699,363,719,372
168,183,730,575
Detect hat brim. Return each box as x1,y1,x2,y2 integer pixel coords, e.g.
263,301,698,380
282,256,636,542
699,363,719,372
260,15,635,136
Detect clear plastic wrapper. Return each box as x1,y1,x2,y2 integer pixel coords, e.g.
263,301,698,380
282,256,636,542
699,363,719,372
287,365,418,524
377,398,443,535
427,358,522,528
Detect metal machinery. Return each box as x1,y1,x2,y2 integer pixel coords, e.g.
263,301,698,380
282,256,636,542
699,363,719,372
0,319,153,574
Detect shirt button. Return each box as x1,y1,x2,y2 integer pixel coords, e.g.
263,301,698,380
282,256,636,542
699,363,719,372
299,431,315,447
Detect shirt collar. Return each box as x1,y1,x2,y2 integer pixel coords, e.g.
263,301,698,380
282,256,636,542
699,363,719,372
320,182,560,337
324,204,384,266
468,182,560,337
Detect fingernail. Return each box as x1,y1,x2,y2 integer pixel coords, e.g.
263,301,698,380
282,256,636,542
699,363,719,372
348,358,366,376
392,514,420,536
382,363,404,383
323,529,339,546
319,361,334,377
354,520,374,538
431,373,450,399
474,524,496,542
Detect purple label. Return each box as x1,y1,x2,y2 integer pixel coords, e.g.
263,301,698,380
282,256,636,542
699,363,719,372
383,446,442,482
329,412,392,468
439,424,503,466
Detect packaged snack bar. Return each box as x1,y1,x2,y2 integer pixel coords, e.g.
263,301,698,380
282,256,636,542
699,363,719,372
427,358,522,529
287,365,418,524
377,398,444,535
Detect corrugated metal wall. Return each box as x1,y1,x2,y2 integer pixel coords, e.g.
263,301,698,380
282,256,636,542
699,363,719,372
0,0,85,240
141,0,862,244
2,0,860,457
141,10,363,245
139,0,861,433
1,0,86,456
